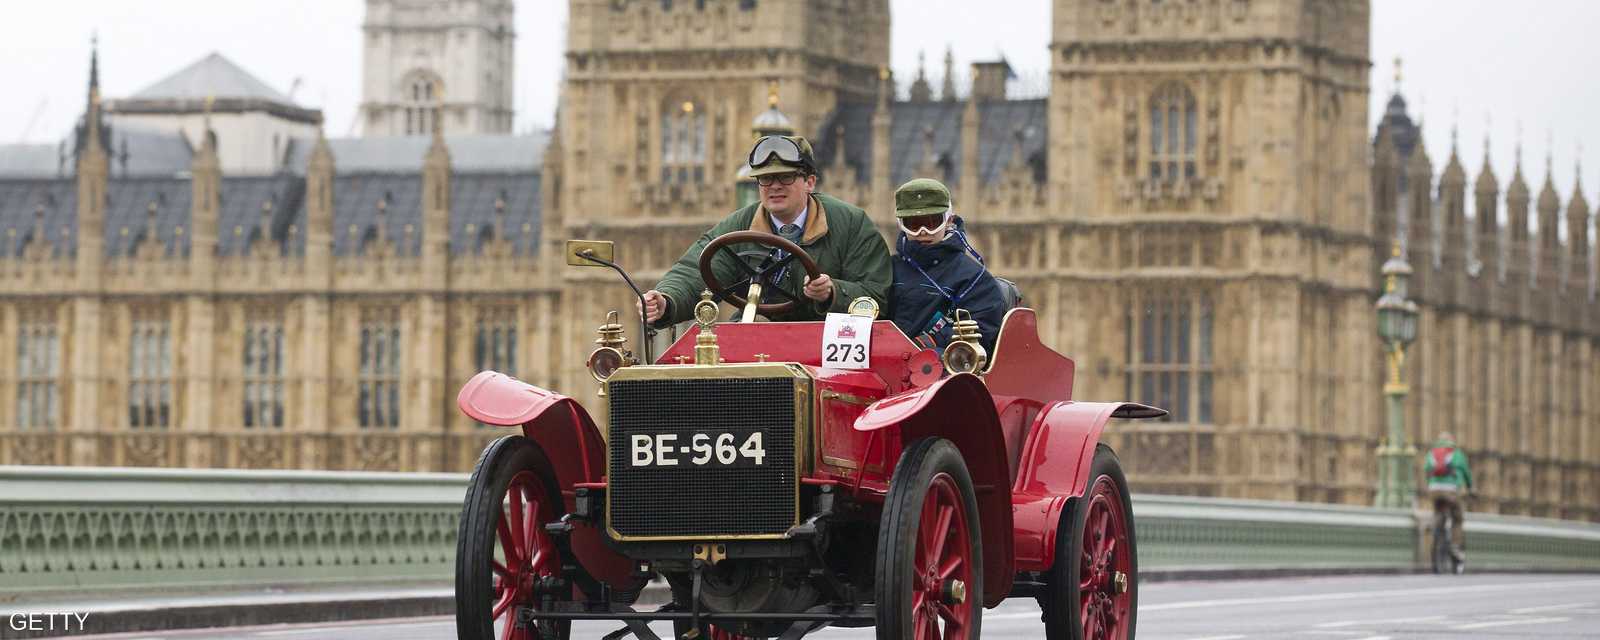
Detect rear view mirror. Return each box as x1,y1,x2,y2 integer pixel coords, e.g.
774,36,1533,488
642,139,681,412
566,240,616,267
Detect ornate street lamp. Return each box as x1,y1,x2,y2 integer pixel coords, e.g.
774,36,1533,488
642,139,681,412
1374,244,1419,509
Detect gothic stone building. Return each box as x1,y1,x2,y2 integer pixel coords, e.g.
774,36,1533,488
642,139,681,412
0,0,1595,521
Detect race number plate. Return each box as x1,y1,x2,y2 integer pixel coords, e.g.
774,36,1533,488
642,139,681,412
822,312,872,369
628,431,768,468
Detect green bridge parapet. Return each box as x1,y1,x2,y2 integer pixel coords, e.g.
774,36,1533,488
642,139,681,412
2,466,1596,596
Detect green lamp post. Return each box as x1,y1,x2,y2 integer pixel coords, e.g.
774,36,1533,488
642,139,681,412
1374,244,1420,509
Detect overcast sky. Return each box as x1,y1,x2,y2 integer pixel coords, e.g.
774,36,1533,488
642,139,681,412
5,1,1599,209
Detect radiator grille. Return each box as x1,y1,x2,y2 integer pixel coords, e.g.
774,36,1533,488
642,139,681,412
608,376,798,538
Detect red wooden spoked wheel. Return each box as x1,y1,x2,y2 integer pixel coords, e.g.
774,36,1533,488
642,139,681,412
457,436,572,640
875,438,983,640
1077,475,1133,638
1041,444,1138,640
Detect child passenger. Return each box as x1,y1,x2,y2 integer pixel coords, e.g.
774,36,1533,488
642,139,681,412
887,178,1007,356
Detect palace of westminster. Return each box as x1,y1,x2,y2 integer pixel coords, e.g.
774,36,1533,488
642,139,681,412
0,0,1594,521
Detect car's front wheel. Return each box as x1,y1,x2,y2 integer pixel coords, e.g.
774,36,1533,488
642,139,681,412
1041,444,1137,640
456,435,572,640
874,437,983,640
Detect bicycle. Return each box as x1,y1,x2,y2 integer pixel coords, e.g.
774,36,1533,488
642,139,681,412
1430,501,1464,575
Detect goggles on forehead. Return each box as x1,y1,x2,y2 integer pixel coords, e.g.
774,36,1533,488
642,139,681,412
749,135,806,169
898,210,952,236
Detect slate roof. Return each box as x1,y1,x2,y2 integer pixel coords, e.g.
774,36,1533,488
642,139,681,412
110,128,195,177
448,173,542,256
0,145,65,178
131,53,294,104
815,98,1048,188
217,176,306,257
103,178,193,258
287,133,549,174
0,179,77,258
330,174,423,257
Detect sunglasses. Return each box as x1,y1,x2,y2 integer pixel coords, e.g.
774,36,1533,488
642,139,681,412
756,173,804,187
749,135,805,168
898,211,951,236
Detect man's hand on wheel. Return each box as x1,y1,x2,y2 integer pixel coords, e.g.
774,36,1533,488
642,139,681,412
802,274,834,303
639,290,667,323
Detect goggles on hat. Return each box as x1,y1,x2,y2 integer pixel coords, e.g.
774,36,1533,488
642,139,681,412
749,135,806,169
898,211,952,236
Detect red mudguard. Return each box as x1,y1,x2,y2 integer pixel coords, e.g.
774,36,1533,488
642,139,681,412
456,371,641,591
855,373,1016,607
1009,400,1163,572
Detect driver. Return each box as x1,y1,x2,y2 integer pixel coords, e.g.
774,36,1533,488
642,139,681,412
639,135,892,326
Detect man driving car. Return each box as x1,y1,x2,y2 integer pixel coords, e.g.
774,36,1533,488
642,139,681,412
639,135,892,326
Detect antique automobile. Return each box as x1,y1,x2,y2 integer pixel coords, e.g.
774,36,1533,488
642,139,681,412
454,235,1164,640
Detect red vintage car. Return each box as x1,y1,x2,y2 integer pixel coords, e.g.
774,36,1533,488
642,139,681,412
454,235,1163,640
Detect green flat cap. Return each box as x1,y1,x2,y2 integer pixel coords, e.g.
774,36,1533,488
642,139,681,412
894,178,952,217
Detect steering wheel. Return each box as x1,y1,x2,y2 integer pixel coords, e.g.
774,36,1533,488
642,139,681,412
698,230,823,318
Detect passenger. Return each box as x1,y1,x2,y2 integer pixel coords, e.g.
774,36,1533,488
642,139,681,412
887,178,1006,356
638,135,893,326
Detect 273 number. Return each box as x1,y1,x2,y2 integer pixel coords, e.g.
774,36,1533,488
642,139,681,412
824,343,868,364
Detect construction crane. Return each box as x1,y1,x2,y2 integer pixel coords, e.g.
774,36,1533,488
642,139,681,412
17,97,48,143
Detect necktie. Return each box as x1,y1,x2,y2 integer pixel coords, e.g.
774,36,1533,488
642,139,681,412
778,223,801,243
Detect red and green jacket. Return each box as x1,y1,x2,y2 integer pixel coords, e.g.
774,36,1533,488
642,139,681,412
1424,440,1474,491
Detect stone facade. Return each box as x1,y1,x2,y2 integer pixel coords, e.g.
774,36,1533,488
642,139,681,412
361,0,516,136
0,0,1595,521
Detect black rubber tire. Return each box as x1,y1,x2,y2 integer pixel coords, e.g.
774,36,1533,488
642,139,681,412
456,435,571,640
1040,444,1138,640
873,437,983,640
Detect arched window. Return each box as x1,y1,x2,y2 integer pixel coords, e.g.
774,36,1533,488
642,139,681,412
1149,82,1197,183
403,72,442,136
660,99,707,184
1124,290,1213,424
128,309,172,430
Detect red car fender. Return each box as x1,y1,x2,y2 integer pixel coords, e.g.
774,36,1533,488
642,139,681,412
1010,400,1164,572
456,371,641,591
1011,403,1164,572
854,373,1015,608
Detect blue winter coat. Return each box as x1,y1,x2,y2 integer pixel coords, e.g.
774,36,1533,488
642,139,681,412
889,217,1006,355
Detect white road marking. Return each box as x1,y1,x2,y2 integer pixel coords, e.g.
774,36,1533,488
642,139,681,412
1315,615,1445,628
1451,616,1571,630
1139,579,1600,612
255,621,440,636
1348,636,1391,640
1180,635,1247,640
1510,602,1593,614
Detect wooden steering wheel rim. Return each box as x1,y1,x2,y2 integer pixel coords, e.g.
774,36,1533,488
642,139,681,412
698,230,823,316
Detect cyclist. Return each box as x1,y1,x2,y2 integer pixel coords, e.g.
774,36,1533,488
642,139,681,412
1424,431,1474,563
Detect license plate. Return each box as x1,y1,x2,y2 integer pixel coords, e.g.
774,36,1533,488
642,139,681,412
628,431,768,468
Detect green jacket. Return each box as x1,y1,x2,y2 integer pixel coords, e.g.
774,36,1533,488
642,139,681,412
654,192,892,326
1424,441,1474,491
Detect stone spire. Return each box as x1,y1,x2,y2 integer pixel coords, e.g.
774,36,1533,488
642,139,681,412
1566,151,1590,292
190,97,221,271
872,67,893,210
1403,123,1435,281
1535,148,1562,291
1439,124,1468,281
1473,129,1499,280
75,37,108,282
422,89,453,287
940,45,956,102
909,50,932,103
1506,130,1532,285
959,66,980,200
306,116,336,279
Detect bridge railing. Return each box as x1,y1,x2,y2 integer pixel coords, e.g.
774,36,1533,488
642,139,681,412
2,466,1596,595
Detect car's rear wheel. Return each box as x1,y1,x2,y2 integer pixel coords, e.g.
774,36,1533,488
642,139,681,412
457,435,572,640
875,438,982,640
1041,444,1137,640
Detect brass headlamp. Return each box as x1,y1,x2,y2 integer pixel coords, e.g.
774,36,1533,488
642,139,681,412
941,308,988,374
693,290,721,365
587,310,633,383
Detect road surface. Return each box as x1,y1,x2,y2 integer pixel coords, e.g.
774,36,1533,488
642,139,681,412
60,573,1600,639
